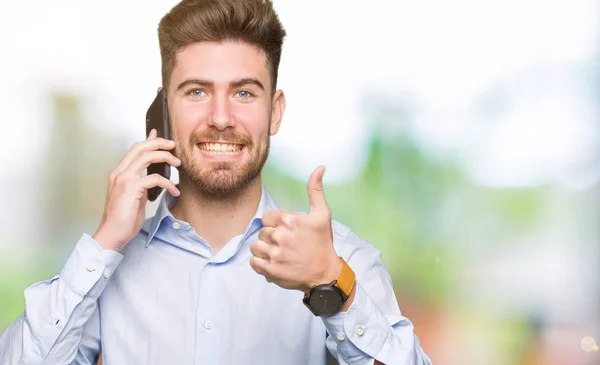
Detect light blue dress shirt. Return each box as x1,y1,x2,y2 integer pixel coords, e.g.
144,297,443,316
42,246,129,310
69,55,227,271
0,188,431,365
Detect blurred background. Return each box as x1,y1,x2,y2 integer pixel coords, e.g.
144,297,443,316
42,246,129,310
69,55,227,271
0,0,598,364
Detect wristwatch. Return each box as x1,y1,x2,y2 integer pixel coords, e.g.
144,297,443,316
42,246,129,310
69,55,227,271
303,257,356,317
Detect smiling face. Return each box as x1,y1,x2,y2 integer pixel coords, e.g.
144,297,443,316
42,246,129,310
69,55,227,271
167,41,285,197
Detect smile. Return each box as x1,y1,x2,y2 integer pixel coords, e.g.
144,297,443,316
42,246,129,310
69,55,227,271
198,142,244,156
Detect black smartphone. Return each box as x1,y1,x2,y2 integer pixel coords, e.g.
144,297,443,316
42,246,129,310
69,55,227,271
145,89,171,202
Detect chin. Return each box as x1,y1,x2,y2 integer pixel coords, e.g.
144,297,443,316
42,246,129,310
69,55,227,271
182,165,259,198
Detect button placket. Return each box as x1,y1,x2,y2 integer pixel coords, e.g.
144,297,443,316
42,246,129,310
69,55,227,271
194,263,219,365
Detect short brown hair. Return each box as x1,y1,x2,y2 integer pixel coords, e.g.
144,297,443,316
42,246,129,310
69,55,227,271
158,0,286,93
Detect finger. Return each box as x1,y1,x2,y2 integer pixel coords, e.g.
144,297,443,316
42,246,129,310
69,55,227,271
138,173,180,197
112,138,176,179
307,165,329,216
149,128,157,139
249,239,272,260
249,256,270,276
124,150,181,177
261,209,285,228
257,227,276,244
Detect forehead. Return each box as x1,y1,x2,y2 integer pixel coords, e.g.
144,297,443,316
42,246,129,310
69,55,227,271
170,41,271,89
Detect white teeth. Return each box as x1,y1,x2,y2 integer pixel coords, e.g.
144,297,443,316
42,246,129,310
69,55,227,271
204,150,237,155
199,142,242,154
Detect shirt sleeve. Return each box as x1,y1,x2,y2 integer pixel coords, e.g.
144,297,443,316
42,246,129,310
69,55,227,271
0,233,123,365
321,230,433,365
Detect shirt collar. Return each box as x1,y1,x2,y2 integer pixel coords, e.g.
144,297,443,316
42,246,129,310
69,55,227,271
143,186,278,248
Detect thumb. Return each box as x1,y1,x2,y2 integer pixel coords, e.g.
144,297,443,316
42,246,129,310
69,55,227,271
307,165,329,215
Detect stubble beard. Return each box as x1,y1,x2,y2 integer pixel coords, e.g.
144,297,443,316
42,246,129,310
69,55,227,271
174,126,270,199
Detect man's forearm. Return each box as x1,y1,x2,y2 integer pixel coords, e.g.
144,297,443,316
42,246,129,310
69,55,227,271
0,234,121,365
322,282,432,365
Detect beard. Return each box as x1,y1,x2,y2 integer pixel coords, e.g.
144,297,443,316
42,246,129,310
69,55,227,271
173,126,270,198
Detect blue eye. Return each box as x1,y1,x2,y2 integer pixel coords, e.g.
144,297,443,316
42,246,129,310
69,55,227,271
237,90,253,99
190,89,205,97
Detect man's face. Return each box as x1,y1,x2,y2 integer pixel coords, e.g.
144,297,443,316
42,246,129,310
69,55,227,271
167,41,285,197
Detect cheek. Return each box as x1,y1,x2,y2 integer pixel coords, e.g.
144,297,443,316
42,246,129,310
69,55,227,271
171,102,208,137
230,104,270,138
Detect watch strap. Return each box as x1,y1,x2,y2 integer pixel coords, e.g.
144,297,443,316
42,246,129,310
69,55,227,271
335,257,355,298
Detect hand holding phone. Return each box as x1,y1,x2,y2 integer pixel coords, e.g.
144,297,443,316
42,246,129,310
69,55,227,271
91,89,180,252
93,130,180,252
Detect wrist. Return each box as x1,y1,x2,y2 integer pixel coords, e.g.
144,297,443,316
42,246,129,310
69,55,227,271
303,255,343,294
93,228,124,252
302,256,356,316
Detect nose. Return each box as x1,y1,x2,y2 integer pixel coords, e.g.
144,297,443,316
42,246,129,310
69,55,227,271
207,93,234,130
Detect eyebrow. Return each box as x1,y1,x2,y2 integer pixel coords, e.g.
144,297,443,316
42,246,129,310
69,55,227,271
176,77,265,92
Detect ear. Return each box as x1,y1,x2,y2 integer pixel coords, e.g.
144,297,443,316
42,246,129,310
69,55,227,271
269,89,286,136
157,86,163,93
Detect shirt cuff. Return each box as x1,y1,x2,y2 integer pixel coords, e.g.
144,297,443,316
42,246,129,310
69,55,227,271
59,233,123,299
321,282,391,363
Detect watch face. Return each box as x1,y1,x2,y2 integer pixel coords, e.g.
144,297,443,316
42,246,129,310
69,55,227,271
308,286,344,316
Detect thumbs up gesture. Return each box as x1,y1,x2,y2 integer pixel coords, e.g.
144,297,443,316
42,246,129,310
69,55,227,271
250,166,343,293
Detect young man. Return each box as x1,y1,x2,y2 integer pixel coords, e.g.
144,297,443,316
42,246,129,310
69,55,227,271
0,1,431,364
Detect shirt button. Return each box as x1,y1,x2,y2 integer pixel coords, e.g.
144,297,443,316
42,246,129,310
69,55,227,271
172,222,181,230
336,332,346,341
86,265,96,272
204,320,213,331
103,270,111,278
356,325,365,336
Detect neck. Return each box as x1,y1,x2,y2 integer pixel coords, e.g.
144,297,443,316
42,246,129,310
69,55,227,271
170,174,263,253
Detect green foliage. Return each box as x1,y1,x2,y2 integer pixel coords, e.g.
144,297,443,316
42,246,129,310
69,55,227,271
265,131,546,306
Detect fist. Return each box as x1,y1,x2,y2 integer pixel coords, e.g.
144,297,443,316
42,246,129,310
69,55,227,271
249,166,343,293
